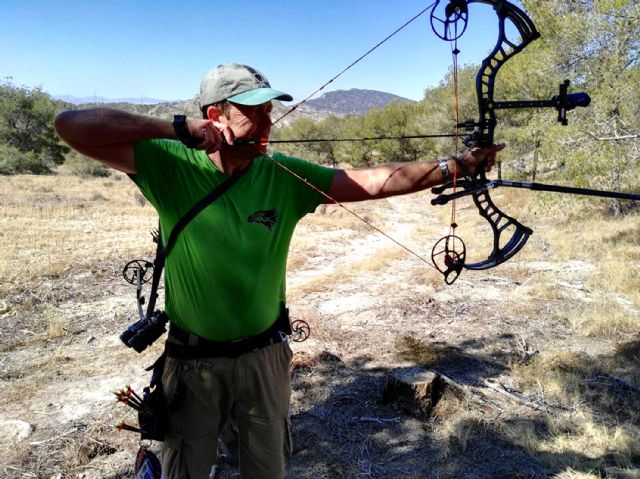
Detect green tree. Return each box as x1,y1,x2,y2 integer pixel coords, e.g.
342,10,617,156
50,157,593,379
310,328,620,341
520,0,640,212
419,65,477,159
272,115,343,166
358,101,430,163
0,79,70,174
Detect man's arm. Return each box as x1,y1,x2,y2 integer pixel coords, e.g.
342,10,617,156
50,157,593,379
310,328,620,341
327,144,505,203
53,108,221,174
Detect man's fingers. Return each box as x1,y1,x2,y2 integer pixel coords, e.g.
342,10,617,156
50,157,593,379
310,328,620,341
198,126,218,151
209,121,234,146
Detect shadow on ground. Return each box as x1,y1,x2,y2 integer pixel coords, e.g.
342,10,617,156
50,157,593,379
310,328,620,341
286,337,640,479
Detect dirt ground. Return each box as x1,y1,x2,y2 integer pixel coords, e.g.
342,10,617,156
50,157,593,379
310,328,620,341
1,186,639,478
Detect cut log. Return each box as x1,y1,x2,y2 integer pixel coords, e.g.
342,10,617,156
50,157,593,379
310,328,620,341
383,368,446,418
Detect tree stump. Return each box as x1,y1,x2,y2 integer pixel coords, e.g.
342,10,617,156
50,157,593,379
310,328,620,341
382,368,446,418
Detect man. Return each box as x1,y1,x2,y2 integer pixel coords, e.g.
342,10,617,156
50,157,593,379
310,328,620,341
54,63,502,479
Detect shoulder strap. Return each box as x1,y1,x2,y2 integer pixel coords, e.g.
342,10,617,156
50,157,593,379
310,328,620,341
162,166,250,258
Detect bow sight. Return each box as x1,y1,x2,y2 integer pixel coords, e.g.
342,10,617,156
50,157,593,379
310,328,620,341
458,79,591,148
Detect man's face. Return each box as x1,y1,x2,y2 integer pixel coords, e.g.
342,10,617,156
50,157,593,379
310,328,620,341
225,101,273,154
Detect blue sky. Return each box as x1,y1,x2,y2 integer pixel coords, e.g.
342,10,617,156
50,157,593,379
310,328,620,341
1,1,517,103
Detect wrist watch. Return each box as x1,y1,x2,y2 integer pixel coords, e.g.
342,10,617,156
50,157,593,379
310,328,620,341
172,115,201,148
439,158,452,183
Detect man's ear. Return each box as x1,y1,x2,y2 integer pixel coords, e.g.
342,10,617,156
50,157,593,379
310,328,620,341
205,105,226,122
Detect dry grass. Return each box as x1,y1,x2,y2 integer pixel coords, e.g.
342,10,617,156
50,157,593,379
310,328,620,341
545,215,640,309
510,349,640,472
290,247,404,297
2,171,640,478
568,300,639,337
512,350,597,399
0,172,157,305
501,411,640,469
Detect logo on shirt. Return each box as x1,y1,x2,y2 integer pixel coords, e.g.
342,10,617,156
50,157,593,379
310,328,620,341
248,209,277,231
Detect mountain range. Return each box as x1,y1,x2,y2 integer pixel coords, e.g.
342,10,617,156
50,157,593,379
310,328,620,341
55,88,414,125
55,95,169,105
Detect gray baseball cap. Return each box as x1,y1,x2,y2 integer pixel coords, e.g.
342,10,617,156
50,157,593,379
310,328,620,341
199,63,293,109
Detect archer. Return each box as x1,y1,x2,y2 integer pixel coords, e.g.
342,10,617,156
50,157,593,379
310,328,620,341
54,62,502,478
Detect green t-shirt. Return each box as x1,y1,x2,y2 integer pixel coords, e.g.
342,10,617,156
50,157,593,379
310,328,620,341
131,139,335,341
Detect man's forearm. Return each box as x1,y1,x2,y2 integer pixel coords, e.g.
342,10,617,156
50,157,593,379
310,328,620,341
54,108,175,147
375,158,458,196
329,157,459,203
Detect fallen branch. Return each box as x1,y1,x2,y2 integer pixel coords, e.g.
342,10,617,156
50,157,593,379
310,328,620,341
482,379,549,412
353,417,400,424
29,428,78,446
586,132,639,141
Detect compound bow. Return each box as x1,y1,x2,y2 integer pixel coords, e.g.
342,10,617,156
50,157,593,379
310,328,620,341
267,0,638,285
427,0,599,283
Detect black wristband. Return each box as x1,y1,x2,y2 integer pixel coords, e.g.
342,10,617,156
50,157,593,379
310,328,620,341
172,115,201,148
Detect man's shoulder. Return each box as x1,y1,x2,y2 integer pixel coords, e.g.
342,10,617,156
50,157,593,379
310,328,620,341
135,138,186,156
264,152,334,172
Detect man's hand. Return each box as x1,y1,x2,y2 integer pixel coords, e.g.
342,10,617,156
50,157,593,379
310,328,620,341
456,143,506,176
184,118,235,154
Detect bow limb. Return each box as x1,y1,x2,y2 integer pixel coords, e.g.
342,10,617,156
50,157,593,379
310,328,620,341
467,0,540,148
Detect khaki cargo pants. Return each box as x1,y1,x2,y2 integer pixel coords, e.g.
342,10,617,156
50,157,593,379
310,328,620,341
160,341,293,479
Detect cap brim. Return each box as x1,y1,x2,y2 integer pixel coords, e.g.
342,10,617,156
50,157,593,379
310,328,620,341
227,87,293,106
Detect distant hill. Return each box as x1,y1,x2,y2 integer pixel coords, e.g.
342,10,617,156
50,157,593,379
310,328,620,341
55,88,415,127
305,89,413,114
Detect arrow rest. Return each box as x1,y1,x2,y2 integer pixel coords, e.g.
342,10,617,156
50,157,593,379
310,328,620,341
431,235,466,284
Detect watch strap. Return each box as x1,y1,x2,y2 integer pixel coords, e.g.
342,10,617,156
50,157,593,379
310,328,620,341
172,115,201,148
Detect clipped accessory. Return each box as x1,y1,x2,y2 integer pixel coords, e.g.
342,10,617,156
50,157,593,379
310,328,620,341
134,444,162,479
120,310,169,353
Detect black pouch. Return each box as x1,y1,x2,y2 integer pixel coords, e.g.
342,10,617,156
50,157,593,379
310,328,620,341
138,353,167,441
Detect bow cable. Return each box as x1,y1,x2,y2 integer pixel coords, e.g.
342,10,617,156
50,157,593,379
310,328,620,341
250,132,459,145
449,27,461,237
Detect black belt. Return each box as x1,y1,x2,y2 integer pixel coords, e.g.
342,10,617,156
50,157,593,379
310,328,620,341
165,311,291,359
